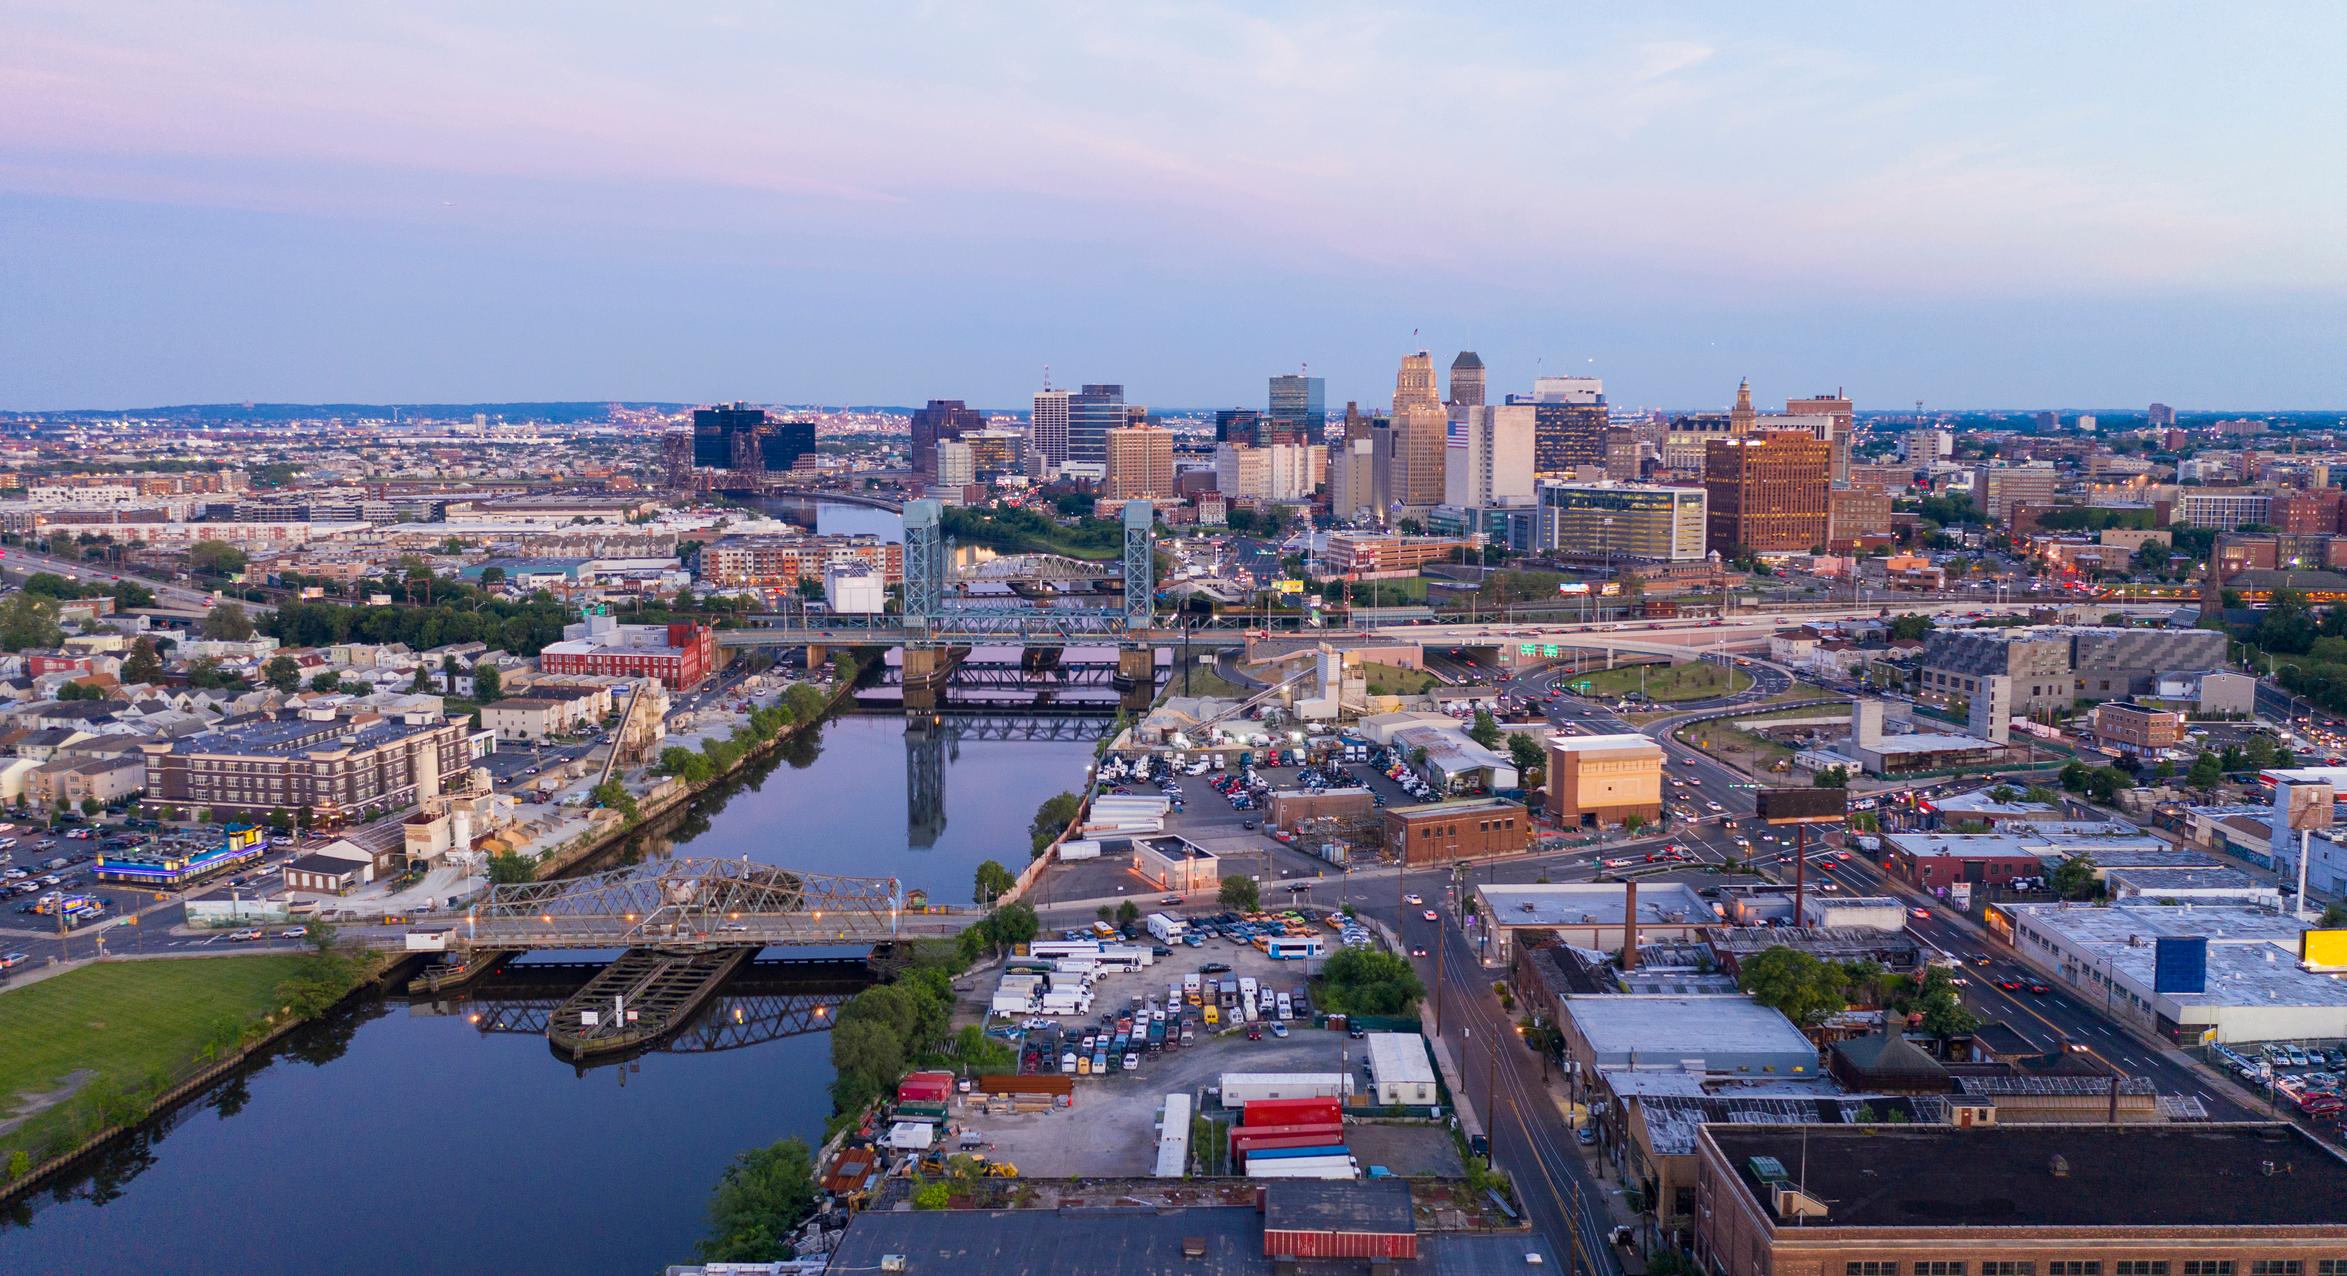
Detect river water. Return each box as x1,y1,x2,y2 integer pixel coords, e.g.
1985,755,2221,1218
0,508,1097,1276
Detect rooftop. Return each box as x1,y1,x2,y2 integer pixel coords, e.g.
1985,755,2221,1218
1260,1179,1414,1236
1546,732,1663,756
1563,995,1819,1068
1477,882,1713,929
1998,902,2347,1011
1706,1122,2347,1230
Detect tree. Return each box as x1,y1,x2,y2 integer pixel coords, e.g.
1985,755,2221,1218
1115,900,1142,930
478,565,506,588
2188,751,2224,790
1466,709,1503,750
0,593,63,652
1813,765,1850,788
590,780,639,820
697,1137,819,1263
1218,874,1260,912
441,654,464,694
122,637,165,685
486,852,536,884
2319,903,2347,929
1623,812,1646,834
1028,791,1082,857
408,665,435,693
2049,853,2101,900
308,671,342,693
1314,948,1425,1015
1887,614,1934,642
1912,967,1983,1041
187,539,248,578
973,859,1016,906
1988,784,2018,804
201,602,256,641
472,662,503,703
1737,946,1852,1029
1508,732,1544,780
261,655,301,692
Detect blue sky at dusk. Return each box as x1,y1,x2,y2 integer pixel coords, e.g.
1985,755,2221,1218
4,1,2343,411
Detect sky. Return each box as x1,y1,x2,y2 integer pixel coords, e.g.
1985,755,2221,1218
4,1,2345,413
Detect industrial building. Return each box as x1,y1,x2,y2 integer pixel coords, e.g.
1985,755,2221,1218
1695,1123,2347,1276
1470,881,1714,963
536,612,717,691
1984,900,2347,1043
1560,995,1820,1076
1543,733,1663,828
1361,1032,1439,1106
1919,624,2228,714
1380,798,1529,865
1132,834,1220,894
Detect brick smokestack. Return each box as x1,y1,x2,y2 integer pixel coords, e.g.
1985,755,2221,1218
1620,879,1639,971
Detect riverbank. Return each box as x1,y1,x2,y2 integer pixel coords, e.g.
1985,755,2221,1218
0,949,384,1202
522,672,861,881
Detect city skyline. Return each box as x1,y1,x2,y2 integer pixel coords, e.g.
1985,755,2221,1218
6,3,2346,410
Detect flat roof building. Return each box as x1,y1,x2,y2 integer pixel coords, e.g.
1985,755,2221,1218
1696,1123,2347,1276
1544,733,1663,829
1362,1032,1439,1106
1561,994,1820,1077
1472,881,1714,963
1382,798,1528,865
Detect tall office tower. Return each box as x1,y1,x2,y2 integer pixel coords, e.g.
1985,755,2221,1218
1704,430,1831,556
1787,391,1854,483
1215,408,1263,444
2148,402,2177,428
934,439,976,488
1030,388,1071,467
757,418,816,473
692,402,767,469
1390,351,1448,509
1066,384,1127,468
1448,352,1487,408
1328,435,1379,521
1524,375,1608,476
1268,374,1326,433
1103,425,1175,501
1444,405,1537,508
909,399,984,476
1729,378,1758,436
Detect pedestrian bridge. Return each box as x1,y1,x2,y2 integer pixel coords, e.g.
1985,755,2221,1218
420,858,969,953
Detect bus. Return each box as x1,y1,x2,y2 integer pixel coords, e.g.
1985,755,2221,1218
1265,936,1324,961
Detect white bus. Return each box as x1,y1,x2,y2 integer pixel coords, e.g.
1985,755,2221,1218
1265,935,1324,961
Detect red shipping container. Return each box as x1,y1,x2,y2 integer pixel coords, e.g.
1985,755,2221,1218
896,1071,955,1102
1244,1097,1342,1127
1229,1122,1342,1153
1262,1230,1418,1262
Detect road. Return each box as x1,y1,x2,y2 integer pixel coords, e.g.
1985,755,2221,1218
0,544,273,615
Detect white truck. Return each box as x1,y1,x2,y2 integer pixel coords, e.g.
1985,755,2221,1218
1145,912,1187,944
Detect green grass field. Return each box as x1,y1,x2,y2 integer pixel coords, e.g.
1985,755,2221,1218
1571,660,1751,703
1362,661,1438,696
0,956,311,1161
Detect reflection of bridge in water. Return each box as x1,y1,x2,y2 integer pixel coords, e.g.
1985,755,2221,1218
903,710,1121,847
413,957,870,1067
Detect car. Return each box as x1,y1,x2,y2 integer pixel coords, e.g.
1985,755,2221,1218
1577,1125,1598,1146
1421,909,1439,922
1409,946,1428,957
229,928,264,942
1241,820,1257,830
1403,893,1423,905
1159,895,1181,905
1246,1025,1262,1041
2026,981,2052,996
1201,961,1232,974
0,952,26,969
1909,907,1931,919
1269,1022,1289,1038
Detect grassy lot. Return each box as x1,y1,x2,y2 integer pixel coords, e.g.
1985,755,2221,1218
1674,705,1844,775
0,955,312,1164
1362,661,1438,696
1571,661,1750,703
1165,660,1252,701
1329,577,1429,607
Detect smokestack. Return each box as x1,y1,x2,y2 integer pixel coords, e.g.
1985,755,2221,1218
1621,879,1640,971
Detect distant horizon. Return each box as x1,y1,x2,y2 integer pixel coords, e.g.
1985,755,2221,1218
3,398,2341,421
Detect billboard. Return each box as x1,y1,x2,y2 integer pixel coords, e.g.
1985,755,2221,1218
1273,579,1304,595
2287,782,2337,831
1757,788,1848,826
2152,936,2209,994
2302,929,2347,970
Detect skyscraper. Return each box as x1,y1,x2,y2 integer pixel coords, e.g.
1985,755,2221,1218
1066,383,1127,469
1448,352,1486,408
1031,388,1071,467
909,399,985,476
1524,375,1607,477
1704,430,1831,556
1268,374,1325,432
691,402,813,475
1215,408,1262,443
1103,425,1175,501
1445,404,1536,508
1389,351,1448,510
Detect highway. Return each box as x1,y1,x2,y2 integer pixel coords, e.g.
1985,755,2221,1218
0,544,271,615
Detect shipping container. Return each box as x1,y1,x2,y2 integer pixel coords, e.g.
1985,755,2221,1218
1244,1155,1358,1180
1241,1144,1348,1163
1231,1130,1345,1158
1243,1097,1344,1127
1229,1120,1344,1151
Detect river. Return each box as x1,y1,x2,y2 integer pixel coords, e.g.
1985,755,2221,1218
0,509,1098,1276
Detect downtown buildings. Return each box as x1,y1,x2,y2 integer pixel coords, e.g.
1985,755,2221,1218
1704,430,1832,556
689,402,814,477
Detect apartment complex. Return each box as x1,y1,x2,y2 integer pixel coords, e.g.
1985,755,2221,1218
1535,481,1708,561
1705,431,1831,555
696,533,902,588
1920,626,2229,715
537,615,718,691
1102,425,1176,501
141,707,471,822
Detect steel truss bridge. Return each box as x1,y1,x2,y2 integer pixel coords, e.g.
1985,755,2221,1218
435,858,967,952
954,553,1119,584
430,959,869,1058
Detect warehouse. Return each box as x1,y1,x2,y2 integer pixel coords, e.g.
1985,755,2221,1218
1985,899,2347,1044
1382,797,1529,865
1362,1032,1439,1106
1131,834,1220,894
1472,881,1715,963
1560,995,1820,1077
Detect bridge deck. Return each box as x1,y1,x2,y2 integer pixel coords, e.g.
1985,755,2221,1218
549,947,752,1059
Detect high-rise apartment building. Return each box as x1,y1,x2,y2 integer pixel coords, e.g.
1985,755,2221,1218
1214,442,1324,502
1535,481,1708,561
1030,389,1071,467
1900,429,1952,467
909,399,984,476
1971,462,2059,524
1267,374,1325,432
1389,351,1448,510
1444,405,1536,509
1786,391,1854,483
1066,384,1128,469
1102,425,1175,501
2148,401,2177,428
1704,431,1830,555
1328,435,1380,522
1447,352,1486,408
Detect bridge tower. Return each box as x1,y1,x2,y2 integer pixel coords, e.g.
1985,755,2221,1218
1121,500,1155,629
902,499,945,631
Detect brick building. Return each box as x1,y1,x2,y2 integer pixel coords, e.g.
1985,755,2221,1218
1696,1123,2347,1276
1704,431,1831,555
1544,733,1664,828
2091,700,2187,756
140,708,470,824
1381,798,1529,864
537,616,717,691
694,533,901,588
